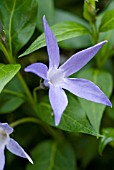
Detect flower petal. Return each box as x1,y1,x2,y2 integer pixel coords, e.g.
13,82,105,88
6,138,33,164
0,123,13,134
43,16,60,69
24,63,48,79
60,41,107,76
62,78,112,107
49,85,68,126
0,146,5,170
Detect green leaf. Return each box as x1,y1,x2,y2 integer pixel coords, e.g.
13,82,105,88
26,140,76,170
59,35,91,50
100,9,114,32
37,0,54,31
0,0,38,54
77,69,113,133
35,94,101,137
0,76,25,113
54,9,90,49
0,64,21,93
19,21,89,57
54,9,88,26
73,135,98,168
99,128,114,155
0,94,24,114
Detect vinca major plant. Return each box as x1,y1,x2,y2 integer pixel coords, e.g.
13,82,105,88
0,0,114,169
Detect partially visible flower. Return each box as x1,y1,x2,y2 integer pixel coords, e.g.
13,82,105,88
0,122,33,170
25,16,112,126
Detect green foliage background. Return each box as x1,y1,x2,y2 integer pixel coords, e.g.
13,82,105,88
0,0,114,169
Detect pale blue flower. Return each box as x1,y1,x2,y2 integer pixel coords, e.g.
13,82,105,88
25,16,112,126
0,122,33,170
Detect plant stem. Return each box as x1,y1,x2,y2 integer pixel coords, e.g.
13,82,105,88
0,42,11,62
17,72,35,107
10,117,40,127
90,22,99,44
10,117,64,141
3,89,25,98
33,86,41,104
0,41,15,63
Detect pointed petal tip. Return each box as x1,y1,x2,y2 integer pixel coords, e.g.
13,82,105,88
43,15,46,22
55,120,60,126
102,40,108,43
94,40,108,50
24,152,33,164
43,15,46,20
20,148,33,164
55,119,60,126
103,98,112,108
98,40,108,47
25,152,33,164
104,96,112,107
108,101,112,108
28,157,33,164
54,112,61,126
7,138,33,165
53,106,65,127
43,15,47,25
54,110,65,126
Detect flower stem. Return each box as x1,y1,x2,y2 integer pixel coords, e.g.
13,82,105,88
0,42,11,62
10,117,64,141
90,22,99,44
33,86,41,104
17,72,35,107
10,117,40,127
3,89,25,98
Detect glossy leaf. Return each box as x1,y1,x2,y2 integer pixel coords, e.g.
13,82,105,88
35,94,101,137
54,9,88,26
37,0,54,31
99,128,114,155
0,0,38,54
0,95,24,114
54,9,90,49
0,64,21,93
0,77,25,113
100,9,114,32
59,35,91,49
26,140,76,170
74,135,98,168
77,69,113,133
19,21,89,57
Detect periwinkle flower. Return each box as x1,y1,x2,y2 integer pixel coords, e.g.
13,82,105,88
25,16,112,126
0,122,33,170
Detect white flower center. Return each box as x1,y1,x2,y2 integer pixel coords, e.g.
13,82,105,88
45,67,65,87
0,128,8,148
